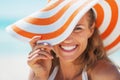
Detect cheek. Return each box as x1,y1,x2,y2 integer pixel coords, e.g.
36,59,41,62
79,38,88,49
74,32,89,43
74,33,89,50
77,38,88,57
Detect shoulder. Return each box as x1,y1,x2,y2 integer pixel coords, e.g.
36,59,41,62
88,59,120,80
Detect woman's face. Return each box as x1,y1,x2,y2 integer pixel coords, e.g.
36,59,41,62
53,13,94,62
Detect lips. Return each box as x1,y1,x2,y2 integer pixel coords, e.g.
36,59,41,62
60,45,78,52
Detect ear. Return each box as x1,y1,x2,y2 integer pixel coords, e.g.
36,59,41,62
88,22,95,38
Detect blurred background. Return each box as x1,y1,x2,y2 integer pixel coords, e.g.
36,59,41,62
0,0,120,80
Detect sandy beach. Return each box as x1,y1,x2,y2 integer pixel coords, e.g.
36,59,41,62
0,55,29,80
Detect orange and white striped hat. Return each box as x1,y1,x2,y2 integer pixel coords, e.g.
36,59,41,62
6,0,120,54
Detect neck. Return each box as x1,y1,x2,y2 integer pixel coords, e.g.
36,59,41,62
58,60,82,80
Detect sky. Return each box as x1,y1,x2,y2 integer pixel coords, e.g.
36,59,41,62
0,0,47,54
0,0,47,19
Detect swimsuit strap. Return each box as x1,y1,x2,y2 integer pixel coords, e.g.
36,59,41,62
82,66,88,80
82,70,88,80
48,66,88,80
48,66,58,80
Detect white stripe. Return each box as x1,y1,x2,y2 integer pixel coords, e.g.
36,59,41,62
6,26,30,43
29,0,72,18
103,24,120,47
98,0,112,34
47,0,59,6
15,0,88,34
116,0,120,35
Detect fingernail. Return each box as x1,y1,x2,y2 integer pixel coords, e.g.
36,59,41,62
35,36,41,39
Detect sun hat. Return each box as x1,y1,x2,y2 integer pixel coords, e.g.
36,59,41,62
6,0,120,54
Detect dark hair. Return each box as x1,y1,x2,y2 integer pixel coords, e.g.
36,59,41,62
75,9,110,70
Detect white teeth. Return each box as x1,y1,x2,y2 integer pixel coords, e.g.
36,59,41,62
61,46,76,51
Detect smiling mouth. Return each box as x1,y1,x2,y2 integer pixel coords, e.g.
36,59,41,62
60,45,78,52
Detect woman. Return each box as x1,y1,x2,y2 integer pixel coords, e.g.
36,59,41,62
27,9,120,80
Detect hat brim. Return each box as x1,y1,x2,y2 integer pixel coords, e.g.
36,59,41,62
6,0,120,54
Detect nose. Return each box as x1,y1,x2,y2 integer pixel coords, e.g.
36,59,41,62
63,35,73,43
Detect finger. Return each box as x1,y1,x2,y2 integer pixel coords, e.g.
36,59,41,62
34,43,53,53
29,36,41,49
34,46,54,59
28,49,41,58
38,51,53,59
27,53,48,66
28,48,53,59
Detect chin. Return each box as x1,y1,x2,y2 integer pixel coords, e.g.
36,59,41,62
58,55,78,63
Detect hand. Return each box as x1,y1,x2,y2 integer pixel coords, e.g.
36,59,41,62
27,36,53,80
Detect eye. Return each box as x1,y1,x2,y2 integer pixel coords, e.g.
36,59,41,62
73,26,83,32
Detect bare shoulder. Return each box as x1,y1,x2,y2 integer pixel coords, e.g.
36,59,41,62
89,59,120,80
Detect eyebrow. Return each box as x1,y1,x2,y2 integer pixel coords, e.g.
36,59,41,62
76,24,81,26
75,24,83,27
75,24,86,29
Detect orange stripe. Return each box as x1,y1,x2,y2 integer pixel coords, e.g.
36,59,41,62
101,0,118,39
25,0,80,25
94,4,104,28
42,0,63,11
105,36,120,51
13,0,93,40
